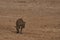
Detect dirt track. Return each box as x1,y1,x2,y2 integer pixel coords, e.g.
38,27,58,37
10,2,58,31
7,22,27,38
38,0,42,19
0,0,60,40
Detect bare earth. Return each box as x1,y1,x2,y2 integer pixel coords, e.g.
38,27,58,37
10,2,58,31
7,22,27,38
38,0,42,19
0,0,60,40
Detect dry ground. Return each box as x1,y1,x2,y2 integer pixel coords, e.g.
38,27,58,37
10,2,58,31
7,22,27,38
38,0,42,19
0,0,60,40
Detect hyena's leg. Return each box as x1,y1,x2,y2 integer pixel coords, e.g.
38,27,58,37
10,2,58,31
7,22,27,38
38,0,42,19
20,24,25,34
16,26,19,33
20,26,23,34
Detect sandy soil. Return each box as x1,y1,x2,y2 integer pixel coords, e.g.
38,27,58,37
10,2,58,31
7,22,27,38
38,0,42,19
0,0,60,40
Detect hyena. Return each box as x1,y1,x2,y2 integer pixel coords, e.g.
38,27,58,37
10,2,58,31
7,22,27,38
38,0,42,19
15,18,25,34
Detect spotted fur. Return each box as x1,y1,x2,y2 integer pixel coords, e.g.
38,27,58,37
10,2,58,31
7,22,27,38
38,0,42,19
15,18,25,34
